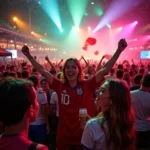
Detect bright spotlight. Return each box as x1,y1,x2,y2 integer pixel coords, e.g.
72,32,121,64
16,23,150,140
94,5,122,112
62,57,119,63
31,31,34,35
13,17,18,21
119,27,123,30
88,27,91,30
134,21,138,25
72,26,79,31
72,26,75,30
106,24,111,28
91,2,94,5
60,30,63,33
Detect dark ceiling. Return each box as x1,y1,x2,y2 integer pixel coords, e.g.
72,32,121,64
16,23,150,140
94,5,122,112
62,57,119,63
0,0,149,41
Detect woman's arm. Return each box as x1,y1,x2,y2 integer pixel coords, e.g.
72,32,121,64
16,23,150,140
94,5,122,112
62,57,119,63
95,39,127,83
21,45,53,84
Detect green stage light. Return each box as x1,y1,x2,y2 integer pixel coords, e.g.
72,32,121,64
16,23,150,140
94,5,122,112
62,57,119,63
40,38,51,45
40,0,63,32
106,24,111,28
94,5,103,16
67,0,89,27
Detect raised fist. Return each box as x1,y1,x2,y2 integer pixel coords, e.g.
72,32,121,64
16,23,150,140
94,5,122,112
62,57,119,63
21,45,30,57
117,39,127,52
45,56,49,61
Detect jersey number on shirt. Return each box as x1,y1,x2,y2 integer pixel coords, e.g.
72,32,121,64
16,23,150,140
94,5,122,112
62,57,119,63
61,93,70,105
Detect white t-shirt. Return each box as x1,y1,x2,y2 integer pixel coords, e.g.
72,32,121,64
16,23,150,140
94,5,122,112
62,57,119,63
50,92,59,117
131,89,150,131
31,89,48,125
81,117,110,150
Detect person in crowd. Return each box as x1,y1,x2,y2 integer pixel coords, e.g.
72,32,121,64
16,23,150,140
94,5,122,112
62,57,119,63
145,64,150,75
131,74,150,150
139,68,145,76
22,70,30,79
123,72,130,86
81,79,136,150
3,71,9,77
0,77,48,150
21,39,127,150
130,74,142,91
40,78,55,149
0,72,3,81
105,68,116,80
8,72,18,78
49,92,59,125
129,70,135,86
116,69,123,79
28,75,49,144
40,78,54,105
10,65,17,73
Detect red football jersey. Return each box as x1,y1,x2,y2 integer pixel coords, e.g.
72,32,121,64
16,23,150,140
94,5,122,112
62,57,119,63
51,77,99,148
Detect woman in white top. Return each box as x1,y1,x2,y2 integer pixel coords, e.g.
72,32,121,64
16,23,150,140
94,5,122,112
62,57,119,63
81,79,136,150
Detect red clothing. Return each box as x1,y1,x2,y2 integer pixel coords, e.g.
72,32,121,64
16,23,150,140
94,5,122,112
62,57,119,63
51,77,99,149
0,134,48,150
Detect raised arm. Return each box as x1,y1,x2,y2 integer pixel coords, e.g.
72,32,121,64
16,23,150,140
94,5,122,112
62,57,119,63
21,45,53,84
96,55,105,72
56,59,63,67
82,56,89,68
95,39,127,83
45,56,56,71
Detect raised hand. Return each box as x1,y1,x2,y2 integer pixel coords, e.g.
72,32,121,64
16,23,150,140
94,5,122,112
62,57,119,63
45,56,49,61
21,45,31,57
117,39,127,52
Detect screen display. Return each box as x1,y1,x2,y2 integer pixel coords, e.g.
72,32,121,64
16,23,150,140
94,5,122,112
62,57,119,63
140,50,150,59
6,49,17,58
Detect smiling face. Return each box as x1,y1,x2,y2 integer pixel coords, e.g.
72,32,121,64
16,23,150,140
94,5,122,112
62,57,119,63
64,60,79,82
41,80,50,92
97,81,112,111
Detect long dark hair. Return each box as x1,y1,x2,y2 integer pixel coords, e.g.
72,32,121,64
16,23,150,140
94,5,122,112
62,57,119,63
62,58,84,84
98,79,136,150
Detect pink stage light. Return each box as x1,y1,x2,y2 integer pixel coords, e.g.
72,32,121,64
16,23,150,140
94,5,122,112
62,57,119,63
88,27,91,30
119,27,123,30
134,21,138,25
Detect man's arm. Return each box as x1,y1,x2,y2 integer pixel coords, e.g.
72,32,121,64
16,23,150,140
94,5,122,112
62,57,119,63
95,39,127,83
45,56,56,71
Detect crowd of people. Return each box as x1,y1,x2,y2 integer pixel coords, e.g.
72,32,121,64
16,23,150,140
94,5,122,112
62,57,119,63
0,38,150,150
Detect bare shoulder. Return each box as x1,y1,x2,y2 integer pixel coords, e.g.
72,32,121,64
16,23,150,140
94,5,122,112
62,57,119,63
36,144,49,150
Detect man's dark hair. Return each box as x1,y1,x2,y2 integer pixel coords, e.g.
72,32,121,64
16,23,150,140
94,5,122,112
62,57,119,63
142,74,150,87
117,64,123,70
8,72,16,77
129,70,134,77
3,72,9,77
116,69,123,79
40,78,48,85
131,64,136,70
32,68,37,73
28,75,39,87
139,68,144,74
10,65,15,71
0,77,35,126
22,70,29,79
134,74,142,85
